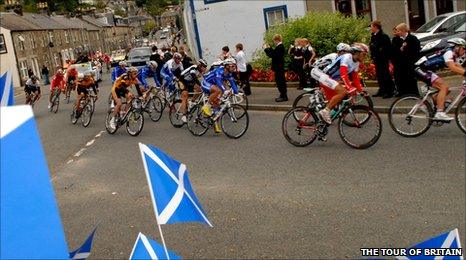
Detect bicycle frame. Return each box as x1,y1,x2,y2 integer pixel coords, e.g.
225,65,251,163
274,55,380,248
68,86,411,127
410,82,466,117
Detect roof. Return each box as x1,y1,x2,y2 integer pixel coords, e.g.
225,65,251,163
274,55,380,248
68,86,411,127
50,16,100,31
81,15,112,27
21,13,67,30
0,12,42,31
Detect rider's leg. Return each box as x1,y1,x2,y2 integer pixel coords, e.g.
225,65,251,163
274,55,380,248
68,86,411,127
432,78,448,111
327,85,346,110
112,91,121,117
181,90,189,114
34,88,41,102
209,86,222,109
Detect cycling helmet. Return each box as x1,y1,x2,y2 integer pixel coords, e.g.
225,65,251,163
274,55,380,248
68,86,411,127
173,52,182,60
198,59,207,67
84,71,93,77
56,69,64,75
336,43,351,52
223,58,236,66
127,66,138,74
119,61,127,66
351,43,369,53
148,60,158,68
447,38,466,47
30,75,38,81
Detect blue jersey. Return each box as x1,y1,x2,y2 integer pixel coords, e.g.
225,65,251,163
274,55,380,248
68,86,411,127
160,59,183,81
112,66,126,82
203,66,238,94
324,53,360,80
137,65,161,88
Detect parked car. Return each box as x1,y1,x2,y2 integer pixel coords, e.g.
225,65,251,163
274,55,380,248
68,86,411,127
70,62,102,82
420,20,466,65
413,11,465,40
110,49,127,67
126,47,152,69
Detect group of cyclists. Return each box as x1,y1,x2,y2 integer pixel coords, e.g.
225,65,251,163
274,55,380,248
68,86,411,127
23,36,465,141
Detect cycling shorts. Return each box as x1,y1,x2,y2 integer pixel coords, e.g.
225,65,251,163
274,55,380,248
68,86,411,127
180,79,196,93
114,87,129,99
24,85,40,95
201,81,225,94
77,86,89,96
311,67,339,90
415,68,440,85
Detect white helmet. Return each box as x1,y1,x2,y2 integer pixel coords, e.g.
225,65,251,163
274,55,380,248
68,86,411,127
351,43,369,53
447,38,466,47
223,58,236,65
127,67,138,74
336,43,351,52
148,60,158,68
173,52,182,60
119,61,127,66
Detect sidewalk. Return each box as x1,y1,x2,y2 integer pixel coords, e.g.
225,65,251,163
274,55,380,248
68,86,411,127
248,75,464,113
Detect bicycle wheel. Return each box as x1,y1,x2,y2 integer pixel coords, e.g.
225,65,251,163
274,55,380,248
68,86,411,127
52,93,60,113
146,96,164,122
126,110,144,136
232,91,249,110
187,105,209,136
388,95,433,137
81,103,93,127
65,88,71,104
105,109,118,134
338,105,382,149
221,104,249,139
70,107,78,125
169,100,185,128
455,97,466,134
292,92,312,109
282,106,318,147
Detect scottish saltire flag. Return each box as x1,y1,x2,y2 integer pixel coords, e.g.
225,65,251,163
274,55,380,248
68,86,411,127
69,226,98,259
0,105,69,259
138,143,213,227
129,232,181,260
399,228,463,260
0,71,14,106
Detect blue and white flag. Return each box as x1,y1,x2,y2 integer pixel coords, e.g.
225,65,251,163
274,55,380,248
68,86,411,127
0,71,14,106
69,226,98,260
129,232,181,260
400,228,463,260
138,143,213,227
0,105,69,259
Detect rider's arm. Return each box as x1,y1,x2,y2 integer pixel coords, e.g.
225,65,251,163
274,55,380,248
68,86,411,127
153,73,161,87
228,77,239,94
350,71,363,92
135,83,143,97
339,66,354,91
445,61,466,76
91,83,98,95
139,74,149,89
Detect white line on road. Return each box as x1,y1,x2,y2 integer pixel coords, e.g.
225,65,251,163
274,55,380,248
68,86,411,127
74,148,87,157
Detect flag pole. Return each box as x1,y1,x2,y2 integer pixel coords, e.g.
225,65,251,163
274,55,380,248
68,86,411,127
156,220,170,260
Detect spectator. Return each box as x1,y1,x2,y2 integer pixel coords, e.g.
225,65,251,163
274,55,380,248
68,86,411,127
180,50,193,69
41,65,50,85
235,43,251,96
264,34,288,102
150,46,160,62
288,38,304,89
370,20,395,98
27,68,34,78
394,23,421,96
391,26,403,95
220,46,232,60
301,38,316,89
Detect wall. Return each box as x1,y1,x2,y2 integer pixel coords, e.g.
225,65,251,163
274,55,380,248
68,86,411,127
191,0,306,64
183,0,200,61
373,1,409,33
306,0,333,12
0,27,21,89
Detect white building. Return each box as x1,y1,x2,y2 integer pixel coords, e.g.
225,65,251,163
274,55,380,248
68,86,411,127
0,26,21,89
183,0,307,64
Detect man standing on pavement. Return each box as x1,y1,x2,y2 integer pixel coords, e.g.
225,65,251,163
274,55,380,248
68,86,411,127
370,20,395,98
394,23,421,96
235,43,251,96
264,34,288,102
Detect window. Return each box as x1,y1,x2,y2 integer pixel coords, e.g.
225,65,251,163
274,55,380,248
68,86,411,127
335,0,352,16
203,0,226,4
17,35,25,51
335,0,372,19
19,60,28,79
355,0,371,19
263,5,288,29
30,36,36,49
0,34,7,54
64,31,69,43
49,32,54,43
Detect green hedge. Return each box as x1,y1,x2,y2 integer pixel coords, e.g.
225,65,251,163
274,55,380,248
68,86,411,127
252,12,371,71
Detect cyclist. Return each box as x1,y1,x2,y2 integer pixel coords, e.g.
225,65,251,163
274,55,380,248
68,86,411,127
312,43,352,71
414,37,466,121
75,71,98,116
65,66,78,99
48,68,65,109
137,61,161,93
201,58,239,133
315,43,369,124
179,59,208,123
112,61,127,83
24,75,41,104
109,67,142,129
160,52,184,93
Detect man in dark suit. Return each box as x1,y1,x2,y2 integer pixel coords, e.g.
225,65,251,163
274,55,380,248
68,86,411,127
394,23,421,96
391,26,403,95
370,20,395,98
264,34,288,102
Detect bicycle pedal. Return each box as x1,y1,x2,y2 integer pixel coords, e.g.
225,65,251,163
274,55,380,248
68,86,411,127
318,136,327,142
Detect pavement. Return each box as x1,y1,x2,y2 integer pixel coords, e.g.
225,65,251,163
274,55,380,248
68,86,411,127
12,72,465,259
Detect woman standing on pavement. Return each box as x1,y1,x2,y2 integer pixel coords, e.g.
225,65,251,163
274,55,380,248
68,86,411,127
288,38,304,89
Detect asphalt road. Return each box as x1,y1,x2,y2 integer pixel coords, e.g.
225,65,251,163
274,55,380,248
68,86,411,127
17,74,465,259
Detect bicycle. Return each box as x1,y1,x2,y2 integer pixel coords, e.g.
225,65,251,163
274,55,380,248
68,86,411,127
64,82,73,104
105,97,145,136
282,90,382,149
49,88,61,113
187,91,249,139
70,94,97,127
169,91,205,128
25,91,40,108
388,80,466,137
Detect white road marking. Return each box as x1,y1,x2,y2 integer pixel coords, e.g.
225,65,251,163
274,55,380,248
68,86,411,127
74,148,87,157
86,139,95,147
67,159,74,164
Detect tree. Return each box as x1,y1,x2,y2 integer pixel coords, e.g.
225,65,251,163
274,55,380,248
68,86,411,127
143,20,156,36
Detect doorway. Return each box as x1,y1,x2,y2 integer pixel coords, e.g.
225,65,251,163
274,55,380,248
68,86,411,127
408,0,426,30
436,0,454,15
